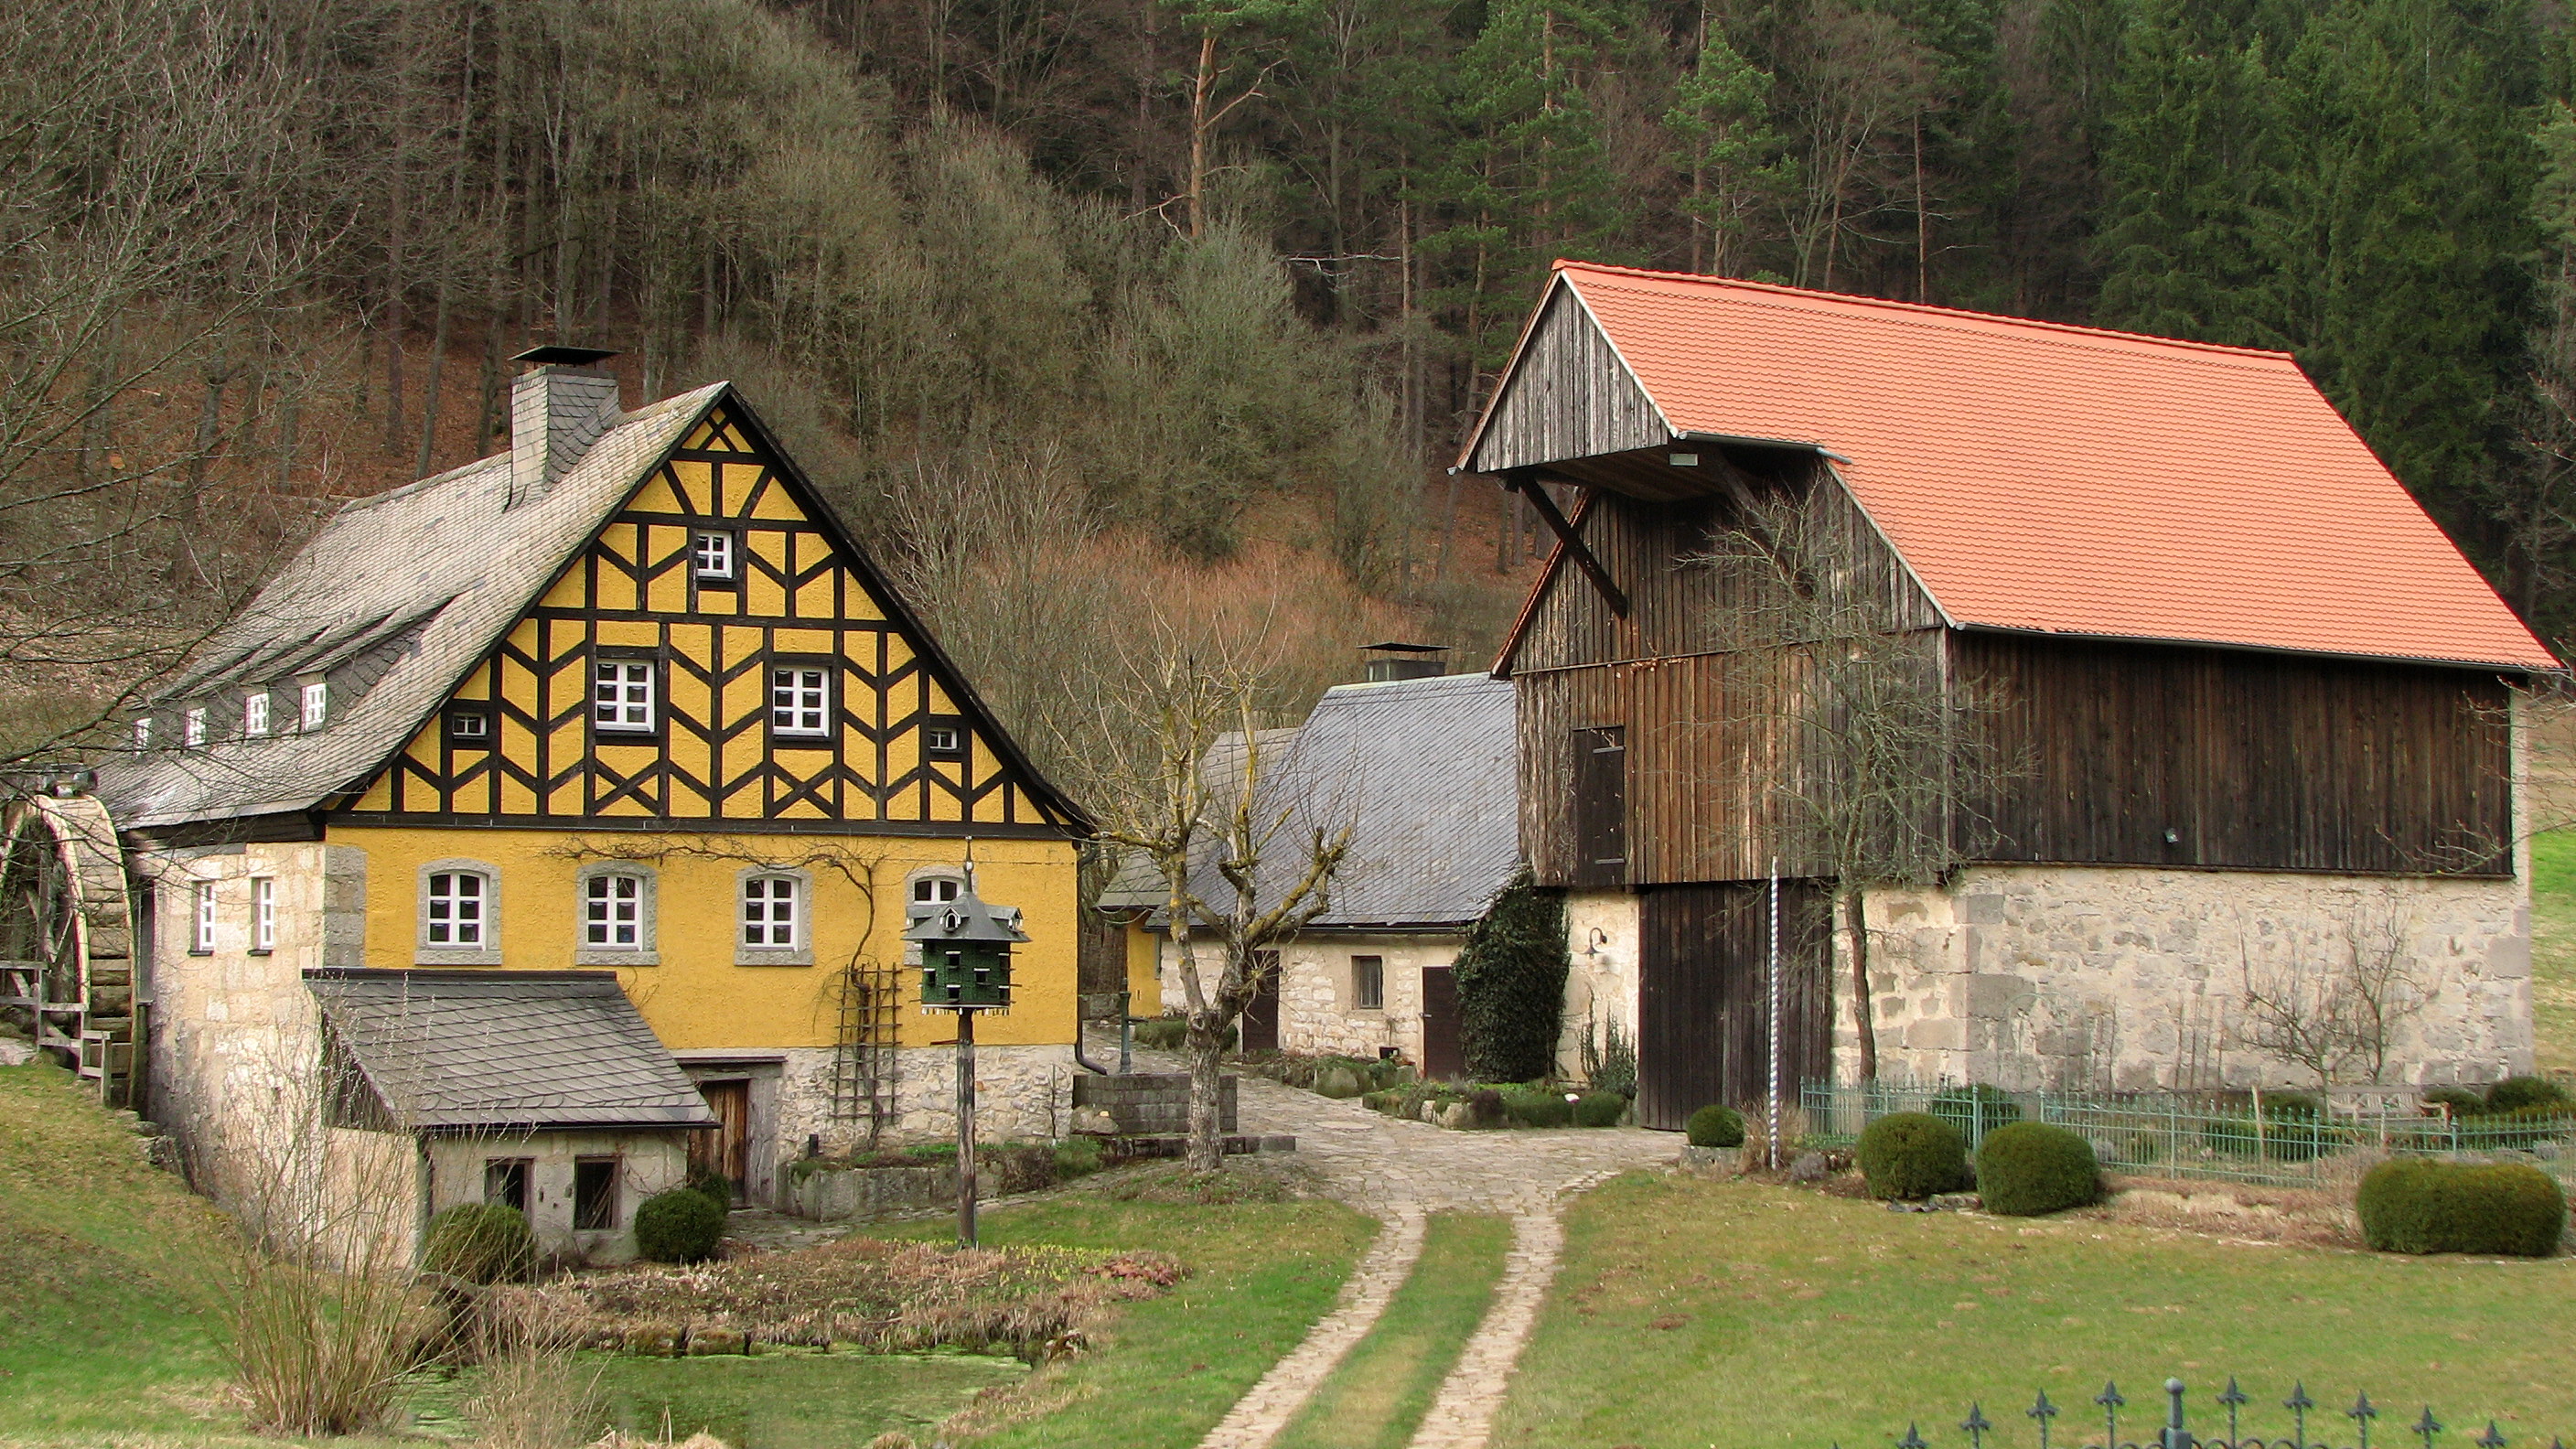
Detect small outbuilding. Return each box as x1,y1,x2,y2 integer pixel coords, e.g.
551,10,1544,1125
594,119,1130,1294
307,968,714,1265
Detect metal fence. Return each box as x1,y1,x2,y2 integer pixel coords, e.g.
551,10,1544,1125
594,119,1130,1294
1866,1376,2563,1449
1799,1081,2576,1187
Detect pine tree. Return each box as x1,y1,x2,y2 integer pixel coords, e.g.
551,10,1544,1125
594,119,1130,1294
1666,27,1790,277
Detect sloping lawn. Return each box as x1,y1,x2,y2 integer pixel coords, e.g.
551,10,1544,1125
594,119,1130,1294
871,1182,1376,1448
0,1061,243,1445
2529,831,2576,1074
1492,1173,2576,1449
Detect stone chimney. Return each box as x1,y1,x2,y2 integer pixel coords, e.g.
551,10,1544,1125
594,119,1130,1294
507,346,623,509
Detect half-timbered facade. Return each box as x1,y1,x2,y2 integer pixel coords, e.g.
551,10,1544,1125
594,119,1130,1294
98,349,1088,1243
1470,263,2557,1125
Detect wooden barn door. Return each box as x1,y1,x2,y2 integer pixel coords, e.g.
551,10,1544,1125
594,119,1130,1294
1239,949,1281,1053
1420,965,1464,1080
1571,727,1628,887
1637,883,1832,1131
691,1079,751,1200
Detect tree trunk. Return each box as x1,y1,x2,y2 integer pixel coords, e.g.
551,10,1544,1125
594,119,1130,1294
1185,1014,1225,1172
1844,885,1877,1080
1187,29,1217,240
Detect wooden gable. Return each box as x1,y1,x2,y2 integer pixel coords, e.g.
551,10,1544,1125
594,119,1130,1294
339,399,1075,837
1465,281,1668,476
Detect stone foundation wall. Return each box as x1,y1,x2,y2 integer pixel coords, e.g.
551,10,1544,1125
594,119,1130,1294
772,1043,1085,1165
1838,865,2533,1092
1556,891,1640,1081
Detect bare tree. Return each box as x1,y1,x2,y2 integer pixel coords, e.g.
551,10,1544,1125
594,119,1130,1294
1692,478,2016,1080
2238,896,2434,1088
1079,639,1350,1170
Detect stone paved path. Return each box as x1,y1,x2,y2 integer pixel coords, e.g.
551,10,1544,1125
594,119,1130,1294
1187,1065,1673,1449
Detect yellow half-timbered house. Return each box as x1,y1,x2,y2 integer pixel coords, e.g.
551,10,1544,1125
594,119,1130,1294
99,349,1088,1242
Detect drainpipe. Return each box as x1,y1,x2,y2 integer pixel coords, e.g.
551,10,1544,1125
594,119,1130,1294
1072,1009,1113,1076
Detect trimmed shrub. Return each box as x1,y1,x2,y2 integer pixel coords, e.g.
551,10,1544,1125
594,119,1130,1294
1572,1091,1627,1128
1975,1122,2100,1217
423,1202,535,1284
2358,1158,2566,1257
2486,1076,2571,1113
2422,1086,2488,1116
1454,877,1570,1083
685,1164,735,1214
1465,1088,1507,1127
634,1186,727,1263
1686,1103,1745,1148
1858,1112,1970,1200
1928,1084,2023,1141
1501,1089,1574,1128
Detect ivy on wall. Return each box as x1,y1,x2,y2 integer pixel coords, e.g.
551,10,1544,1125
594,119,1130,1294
1455,875,1571,1083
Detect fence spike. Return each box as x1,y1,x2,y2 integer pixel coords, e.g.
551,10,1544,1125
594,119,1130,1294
1963,1402,1993,1449
2353,1392,2378,1449
1899,1422,1930,1449
2416,1407,2443,1449
2473,1422,2505,1449
2030,1388,2059,1449
2220,1379,2250,1409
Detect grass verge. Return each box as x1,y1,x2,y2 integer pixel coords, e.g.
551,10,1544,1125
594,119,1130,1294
1275,1213,1511,1449
0,1061,242,1445
874,1181,1375,1448
2529,830,2576,1075
1491,1173,2576,1449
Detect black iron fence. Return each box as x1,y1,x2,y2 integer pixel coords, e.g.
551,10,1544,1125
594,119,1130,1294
1865,1378,2565,1449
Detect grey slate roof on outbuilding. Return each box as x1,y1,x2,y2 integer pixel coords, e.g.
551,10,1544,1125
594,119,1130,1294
96,385,724,831
306,969,716,1132
1100,671,1520,931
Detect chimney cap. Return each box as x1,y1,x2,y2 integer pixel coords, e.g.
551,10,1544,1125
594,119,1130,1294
512,345,619,368
1359,640,1449,654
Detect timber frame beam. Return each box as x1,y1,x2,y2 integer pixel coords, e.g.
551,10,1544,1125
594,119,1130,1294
1506,469,1629,617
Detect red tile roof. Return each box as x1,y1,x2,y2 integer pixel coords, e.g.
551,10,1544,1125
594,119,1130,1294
1524,260,2557,671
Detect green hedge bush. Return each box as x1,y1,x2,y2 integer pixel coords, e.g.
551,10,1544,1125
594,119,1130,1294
1974,1122,2100,1216
2357,1158,2566,1257
1501,1088,1573,1128
635,1186,728,1263
423,1202,535,1283
2422,1086,2488,1115
2203,1093,2335,1162
1573,1091,1627,1128
1929,1084,2022,1140
1686,1104,1745,1148
685,1164,735,1214
1858,1112,1970,1200
2486,1076,2571,1113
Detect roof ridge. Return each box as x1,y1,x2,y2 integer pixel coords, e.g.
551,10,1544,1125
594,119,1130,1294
1552,259,2300,363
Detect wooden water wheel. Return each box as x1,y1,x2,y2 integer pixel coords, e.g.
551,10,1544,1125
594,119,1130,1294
0,789,137,1105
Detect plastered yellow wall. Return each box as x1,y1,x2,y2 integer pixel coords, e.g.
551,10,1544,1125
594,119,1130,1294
331,824,1079,1050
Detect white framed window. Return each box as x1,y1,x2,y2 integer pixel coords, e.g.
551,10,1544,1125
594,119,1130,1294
132,716,152,752
414,859,502,964
242,692,270,738
184,707,207,747
446,708,490,745
300,682,328,730
736,867,812,965
770,666,829,737
593,660,656,733
692,530,736,581
910,871,964,906
251,877,276,953
190,881,217,953
575,862,660,964
923,721,965,757
427,872,485,946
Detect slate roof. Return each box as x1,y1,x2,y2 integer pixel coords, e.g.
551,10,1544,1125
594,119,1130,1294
1100,672,1519,931
1478,261,2557,672
306,969,715,1132
98,385,724,829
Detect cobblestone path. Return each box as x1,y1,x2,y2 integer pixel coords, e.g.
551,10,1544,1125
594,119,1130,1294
1194,1067,1673,1449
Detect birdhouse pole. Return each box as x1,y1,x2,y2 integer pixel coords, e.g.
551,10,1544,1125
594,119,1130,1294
954,1004,977,1248
905,848,1027,1252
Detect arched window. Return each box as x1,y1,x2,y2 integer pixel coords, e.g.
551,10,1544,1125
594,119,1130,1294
416,859,501,965
575,861,660,965
907,866,966,907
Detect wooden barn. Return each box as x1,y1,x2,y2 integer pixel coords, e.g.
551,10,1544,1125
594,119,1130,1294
1467,262,2559,1128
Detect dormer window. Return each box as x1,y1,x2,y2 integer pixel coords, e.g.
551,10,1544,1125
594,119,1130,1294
300,681,328,730
693,530,737,584
242,692,270,738
184,707,206,747
132,716,152,753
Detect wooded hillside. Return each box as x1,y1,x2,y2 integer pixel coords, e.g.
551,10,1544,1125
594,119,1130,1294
5,0,2571,772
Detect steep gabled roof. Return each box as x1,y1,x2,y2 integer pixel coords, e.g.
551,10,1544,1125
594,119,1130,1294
1471,261,2558,673
1099,672,1520,931
307,969,714,1132
98,383,1089,832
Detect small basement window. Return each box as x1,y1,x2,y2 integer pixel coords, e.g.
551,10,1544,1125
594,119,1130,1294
1352,954,1384,1012
484,1158,530,1213
574,1158,618,1230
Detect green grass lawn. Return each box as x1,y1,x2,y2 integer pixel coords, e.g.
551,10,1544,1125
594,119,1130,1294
872,1186,1377,1448
0,1061,244,1447
1277,1214,1512,1449
2528,831,2576,1074
1491,1174,2576,1449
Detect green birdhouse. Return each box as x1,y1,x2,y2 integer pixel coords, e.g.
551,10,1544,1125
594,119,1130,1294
907,871,1027,1011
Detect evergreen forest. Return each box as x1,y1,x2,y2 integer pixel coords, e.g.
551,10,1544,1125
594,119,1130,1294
9,0,2576,766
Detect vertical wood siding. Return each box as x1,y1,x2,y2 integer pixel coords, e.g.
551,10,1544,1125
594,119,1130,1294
1467,286,1669,473
1637,880,1833,1127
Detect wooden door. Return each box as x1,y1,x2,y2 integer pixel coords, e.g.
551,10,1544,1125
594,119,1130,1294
1572,727,1628,887
1636,882,1832,1131
691,1079,750,1199
1420,965,1465,1080
1239,950,1281,1053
